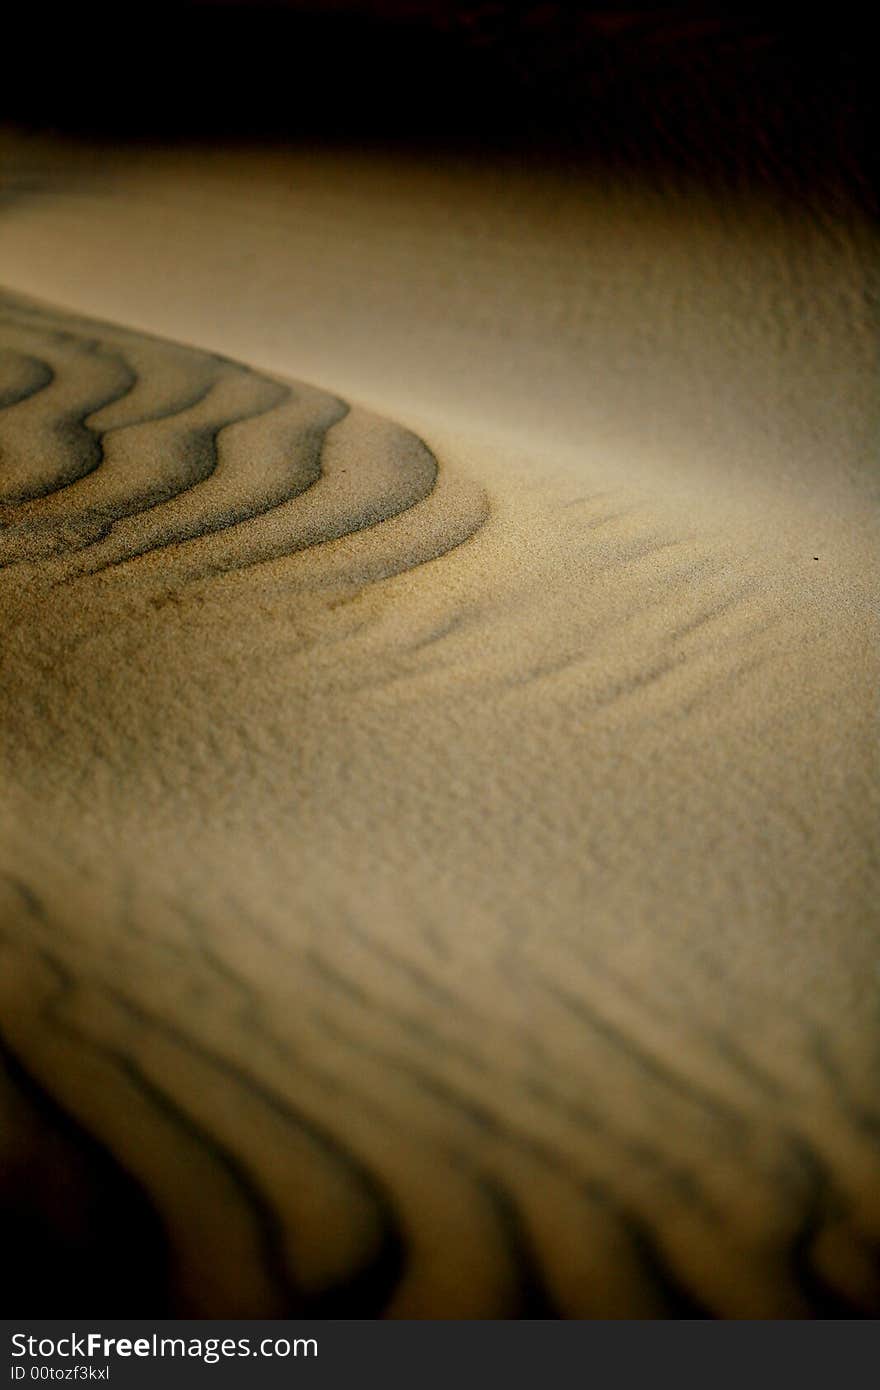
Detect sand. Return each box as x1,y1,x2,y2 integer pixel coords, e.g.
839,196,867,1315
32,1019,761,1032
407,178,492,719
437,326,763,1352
0,132,878,1317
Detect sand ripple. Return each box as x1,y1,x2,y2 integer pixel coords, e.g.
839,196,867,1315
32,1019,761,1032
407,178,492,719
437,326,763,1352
0,291,488,589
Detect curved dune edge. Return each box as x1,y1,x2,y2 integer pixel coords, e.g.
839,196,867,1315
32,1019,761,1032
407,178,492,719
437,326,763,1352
0,186,878,1315
0,289,489,595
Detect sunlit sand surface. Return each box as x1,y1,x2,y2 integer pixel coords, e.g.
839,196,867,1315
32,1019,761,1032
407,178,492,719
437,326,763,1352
0,133,877,1316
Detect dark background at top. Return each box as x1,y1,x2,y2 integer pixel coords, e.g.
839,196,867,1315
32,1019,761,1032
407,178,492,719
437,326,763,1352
3,3,875,207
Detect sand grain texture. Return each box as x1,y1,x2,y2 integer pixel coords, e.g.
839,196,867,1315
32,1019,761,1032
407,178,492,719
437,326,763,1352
0,136,878,1316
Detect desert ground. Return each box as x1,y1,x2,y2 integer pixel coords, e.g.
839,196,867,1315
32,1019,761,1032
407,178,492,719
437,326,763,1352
0,126,877,1316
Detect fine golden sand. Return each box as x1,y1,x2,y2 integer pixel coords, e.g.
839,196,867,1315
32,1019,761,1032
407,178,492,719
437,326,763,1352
0,133,878,1316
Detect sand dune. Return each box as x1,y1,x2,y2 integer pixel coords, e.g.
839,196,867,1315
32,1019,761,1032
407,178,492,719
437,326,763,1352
0,134,877,1317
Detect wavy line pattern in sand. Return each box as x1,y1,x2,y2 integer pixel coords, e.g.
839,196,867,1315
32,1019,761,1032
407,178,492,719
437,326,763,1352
0,291,877,1319
0,291,489,590
2,852,879,1318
